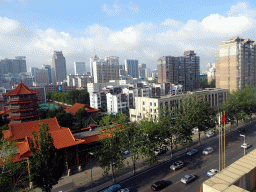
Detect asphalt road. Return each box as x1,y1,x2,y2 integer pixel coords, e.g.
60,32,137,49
118,121,256,192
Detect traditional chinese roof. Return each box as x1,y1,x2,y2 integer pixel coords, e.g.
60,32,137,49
0,106,8,116
6,82,37,96
64,103,99,114
2,118,86,163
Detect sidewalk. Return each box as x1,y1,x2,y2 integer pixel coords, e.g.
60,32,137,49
32,115,256,192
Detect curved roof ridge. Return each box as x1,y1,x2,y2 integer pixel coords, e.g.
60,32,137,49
6,82,37,96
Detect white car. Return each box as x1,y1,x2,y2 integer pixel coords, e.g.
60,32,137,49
206,132,215,137
241,143,251,149
207,169,219,177
121,149,130,155
193,127,199,132
181,174,196,184
202,147,213,155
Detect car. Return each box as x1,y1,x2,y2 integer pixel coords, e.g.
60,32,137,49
117,188,130,192
154,148,167,156
187,149,198,156
104,184,122,192
170,160,184,171
181,174,196,184
238,128,245,133
121,149,130,155
193,127,199,132
206,132,215,137
151,180,169,191
241,143,251,149
207,169,219,177
202,147,213,155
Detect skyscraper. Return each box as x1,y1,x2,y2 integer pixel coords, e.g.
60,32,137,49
52,51,67,84
30,67,38,77
42,64,52,84
124,59,139,78
93,56,119,83
0,56,27,75
216,37,256,92
90,53,99,77
74,62,86,75
34,68,49,85
158,51,200,91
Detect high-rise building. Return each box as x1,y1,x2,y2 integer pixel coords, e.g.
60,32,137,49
34,69,49,85
30,67,38,77
158,50,200,92
74,62,86,75
93,56,119,83
0,57,27,75
42,64,52,84
90,54,99,77
52,51,67,84
216,37,256,92
124,59,139,78
138,63,147,78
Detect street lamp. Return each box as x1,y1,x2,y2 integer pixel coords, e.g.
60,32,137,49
89,152,94,192
240,134,246,156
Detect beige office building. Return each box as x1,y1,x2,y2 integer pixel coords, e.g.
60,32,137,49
129,88,229,122
93,56,119,83
216,37,256,92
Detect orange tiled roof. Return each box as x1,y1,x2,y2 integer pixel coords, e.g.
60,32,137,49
6,82,37,96
64,103,99,114
4,118,62,140
0,106,8,115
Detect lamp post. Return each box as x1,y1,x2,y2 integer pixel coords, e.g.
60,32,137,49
240,134,246,156
89,152,94,192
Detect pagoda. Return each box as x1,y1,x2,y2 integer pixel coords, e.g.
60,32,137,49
5,81,40,124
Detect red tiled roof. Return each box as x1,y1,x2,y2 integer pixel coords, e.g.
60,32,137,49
64,103,99,114
4,118,61,140
6,82,38,96
0,106,8,115
81,134,100,144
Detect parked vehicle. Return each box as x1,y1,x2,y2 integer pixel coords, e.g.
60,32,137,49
104,184,122,192
187,149,198,156
181,174,196,184
120,149,130,155
238,128,245,133
206,132,215,137
154,148,167,156
170,161,184,171
207,169,219,177
202,147,213,155
117,188,130,192
151,180,169,191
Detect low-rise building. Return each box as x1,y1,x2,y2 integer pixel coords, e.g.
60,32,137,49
106,93,129,115
129,88,229,122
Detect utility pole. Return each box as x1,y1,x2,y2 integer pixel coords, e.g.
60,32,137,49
219,112,226,171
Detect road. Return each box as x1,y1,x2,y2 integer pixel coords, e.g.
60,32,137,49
118,121,256,192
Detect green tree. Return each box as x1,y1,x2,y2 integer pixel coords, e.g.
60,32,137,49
209,79,216,88
94,119,125,183
0,138,26,192
200,79,208,89
30,123,64,192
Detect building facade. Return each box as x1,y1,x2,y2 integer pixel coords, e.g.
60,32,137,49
90,54,100,77
124,59,139,78
93,56,119,83
0,57,27,75
42,64,52,84
106,93,129,115
74,62,86,75
216,37,256,92
158,50,200,92
129,88,229,122
34,69,49,86
52,51,67,84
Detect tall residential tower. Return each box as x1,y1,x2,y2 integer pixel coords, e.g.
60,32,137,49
124,59,139,78
216,37,256,92
74,62,86,75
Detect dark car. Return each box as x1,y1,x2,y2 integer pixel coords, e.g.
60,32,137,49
238,128,245,133
186,149,198,156
154,148,167,156
151,180,169,191
104,184,122,192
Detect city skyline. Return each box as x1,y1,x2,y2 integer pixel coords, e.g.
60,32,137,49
0,1,256,74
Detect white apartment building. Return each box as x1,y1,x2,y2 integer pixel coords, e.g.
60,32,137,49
89,92,107,109
93,56,119,83
106,93,129,115
129,88,229,122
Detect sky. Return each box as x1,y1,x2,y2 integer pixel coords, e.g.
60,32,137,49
1,0,256,74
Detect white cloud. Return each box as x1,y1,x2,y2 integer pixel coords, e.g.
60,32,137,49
102,3,121,16
102,2,139,17
1,2,256,73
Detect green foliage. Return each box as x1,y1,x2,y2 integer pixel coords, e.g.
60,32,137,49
0,124,9,143
48,89,90,105
220,85,256,126
200,79,215,89
0,138,26,192
30,123,64,192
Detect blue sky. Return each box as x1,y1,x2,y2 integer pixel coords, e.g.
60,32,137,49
0,0,256,74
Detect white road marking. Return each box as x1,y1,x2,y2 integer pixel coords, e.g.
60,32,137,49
174,180,180,185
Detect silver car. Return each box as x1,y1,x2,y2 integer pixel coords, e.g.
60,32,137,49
206,132,215,137
170,161,184,171
202,147,213,155
181,174,196,184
